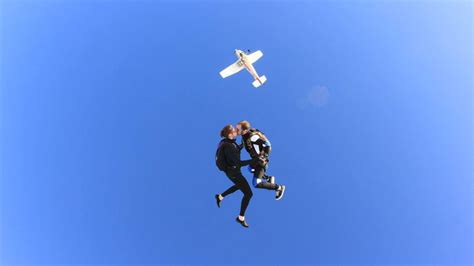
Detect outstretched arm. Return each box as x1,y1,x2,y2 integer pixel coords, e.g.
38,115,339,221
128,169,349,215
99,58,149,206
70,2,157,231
224,143,253,168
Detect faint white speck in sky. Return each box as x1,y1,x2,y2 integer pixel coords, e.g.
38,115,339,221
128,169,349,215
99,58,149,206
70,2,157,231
298,85,330,109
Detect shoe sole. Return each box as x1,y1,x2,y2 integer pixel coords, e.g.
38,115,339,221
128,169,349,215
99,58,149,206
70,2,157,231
276,186,286,201
215,195,221,208
235,217,249,228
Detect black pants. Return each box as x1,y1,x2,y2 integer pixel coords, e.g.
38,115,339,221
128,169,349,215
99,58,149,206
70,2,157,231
252,160,279,190
221,171,253,216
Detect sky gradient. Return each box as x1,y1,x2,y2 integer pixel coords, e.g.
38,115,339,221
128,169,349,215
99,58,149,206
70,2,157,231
1,1,473,265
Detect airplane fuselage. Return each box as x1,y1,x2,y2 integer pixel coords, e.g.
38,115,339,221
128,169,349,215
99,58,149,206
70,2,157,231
235,49,263,85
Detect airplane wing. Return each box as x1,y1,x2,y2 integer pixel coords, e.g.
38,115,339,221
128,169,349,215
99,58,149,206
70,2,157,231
247,50,263,64
219,61,244,78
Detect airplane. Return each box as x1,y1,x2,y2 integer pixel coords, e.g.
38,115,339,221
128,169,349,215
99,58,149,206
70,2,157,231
219,49,267,88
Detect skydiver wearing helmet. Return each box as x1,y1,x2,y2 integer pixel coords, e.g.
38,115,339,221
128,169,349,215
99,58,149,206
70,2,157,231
236,121,286,200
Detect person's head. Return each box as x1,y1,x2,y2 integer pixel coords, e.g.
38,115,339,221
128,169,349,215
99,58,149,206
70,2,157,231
236,120,251,135
220,124,237,139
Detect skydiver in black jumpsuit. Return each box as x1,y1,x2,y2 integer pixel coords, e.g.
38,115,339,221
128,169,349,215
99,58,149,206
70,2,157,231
236,122,286,200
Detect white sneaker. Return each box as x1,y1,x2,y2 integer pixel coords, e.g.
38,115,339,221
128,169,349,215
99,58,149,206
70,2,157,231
275,185,286,200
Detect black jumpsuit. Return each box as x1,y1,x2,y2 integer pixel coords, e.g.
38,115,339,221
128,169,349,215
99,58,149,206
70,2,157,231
241,129,279,191
219,138,254,216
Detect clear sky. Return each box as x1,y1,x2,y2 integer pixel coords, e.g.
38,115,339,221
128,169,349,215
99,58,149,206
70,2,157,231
1,1,473,265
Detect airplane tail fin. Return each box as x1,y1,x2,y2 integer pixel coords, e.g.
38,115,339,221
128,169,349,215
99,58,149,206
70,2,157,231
252,75,267,88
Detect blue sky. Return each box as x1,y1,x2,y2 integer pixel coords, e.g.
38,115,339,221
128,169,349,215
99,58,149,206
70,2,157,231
1,1,473,265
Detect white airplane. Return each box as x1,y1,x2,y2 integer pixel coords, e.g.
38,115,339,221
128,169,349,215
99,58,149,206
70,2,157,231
219,49,267,88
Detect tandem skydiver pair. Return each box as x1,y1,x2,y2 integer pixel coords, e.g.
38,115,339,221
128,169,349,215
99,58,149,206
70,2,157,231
214,121,286,228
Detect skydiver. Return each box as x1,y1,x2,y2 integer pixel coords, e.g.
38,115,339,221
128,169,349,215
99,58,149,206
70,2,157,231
236,121,286,200
215,125,257,228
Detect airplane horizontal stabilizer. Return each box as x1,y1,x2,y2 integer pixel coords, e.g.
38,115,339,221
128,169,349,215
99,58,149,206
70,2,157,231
252,75,267,88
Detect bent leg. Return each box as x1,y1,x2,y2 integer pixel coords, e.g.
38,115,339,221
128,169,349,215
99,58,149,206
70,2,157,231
253,177,279,190
221,185,239,197
253,165,279,190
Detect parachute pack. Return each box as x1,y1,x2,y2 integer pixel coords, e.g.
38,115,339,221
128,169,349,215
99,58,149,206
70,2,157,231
215,140,228,171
